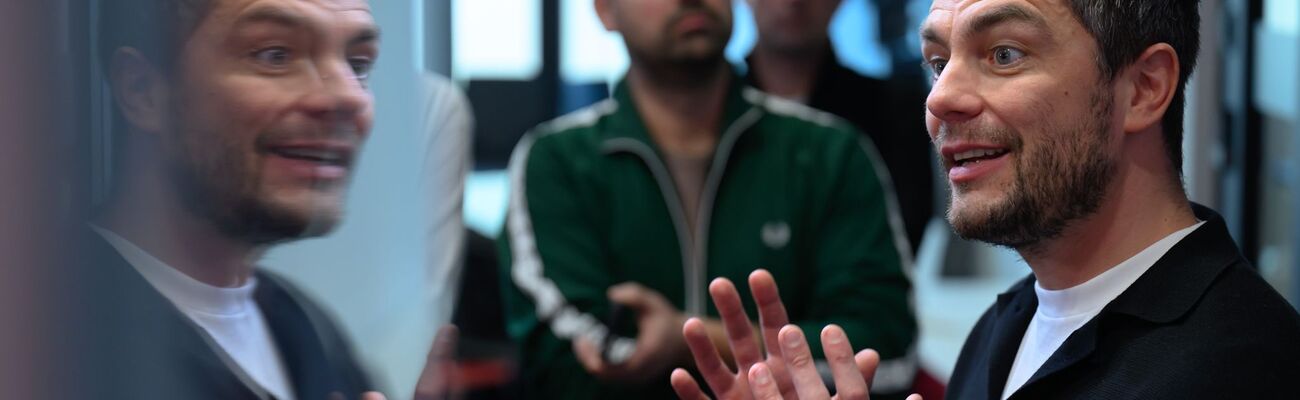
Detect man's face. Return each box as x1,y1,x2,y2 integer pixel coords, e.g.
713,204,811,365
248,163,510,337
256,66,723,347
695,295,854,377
920,0,1121,249
601,0,733,67
747,0,840,53
163,0,378,244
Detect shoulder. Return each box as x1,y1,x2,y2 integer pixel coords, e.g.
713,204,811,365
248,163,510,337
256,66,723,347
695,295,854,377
531,99,619,142
514,99,620,165
742,88,875,161
1193,261,1300,340
744,87,855,134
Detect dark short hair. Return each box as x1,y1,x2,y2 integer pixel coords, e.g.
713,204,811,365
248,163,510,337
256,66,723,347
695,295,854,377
1065,0,1201,173
97,0,212,75
96,0,212,200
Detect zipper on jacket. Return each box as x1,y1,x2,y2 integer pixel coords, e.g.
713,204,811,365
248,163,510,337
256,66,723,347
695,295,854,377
690,108,763,315
602,106,763,316
602,138,699,315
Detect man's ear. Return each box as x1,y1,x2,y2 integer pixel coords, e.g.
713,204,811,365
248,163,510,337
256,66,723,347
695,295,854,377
108,48,169,135
1121,43,1180,134
594,0,618,32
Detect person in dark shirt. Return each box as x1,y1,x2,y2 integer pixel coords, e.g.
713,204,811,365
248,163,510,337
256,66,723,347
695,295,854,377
744,0,935,255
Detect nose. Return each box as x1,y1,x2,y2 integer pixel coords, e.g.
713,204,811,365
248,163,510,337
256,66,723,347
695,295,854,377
301,59,371,126
925,59,984,126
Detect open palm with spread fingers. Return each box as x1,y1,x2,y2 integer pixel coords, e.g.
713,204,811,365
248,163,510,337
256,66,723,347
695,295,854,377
670,269,921,400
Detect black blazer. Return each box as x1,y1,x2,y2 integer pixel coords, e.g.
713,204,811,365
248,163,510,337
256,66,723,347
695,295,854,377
58,230,373,400
947,204,1300,399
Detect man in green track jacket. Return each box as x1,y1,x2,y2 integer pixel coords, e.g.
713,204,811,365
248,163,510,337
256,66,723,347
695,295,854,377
497,0,916,398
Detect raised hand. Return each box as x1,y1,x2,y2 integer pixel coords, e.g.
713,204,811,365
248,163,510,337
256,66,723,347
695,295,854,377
670,269,921,400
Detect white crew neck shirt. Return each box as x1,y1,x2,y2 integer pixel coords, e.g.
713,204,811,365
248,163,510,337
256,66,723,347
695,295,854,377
1001,221,1205,399
92,225,296,400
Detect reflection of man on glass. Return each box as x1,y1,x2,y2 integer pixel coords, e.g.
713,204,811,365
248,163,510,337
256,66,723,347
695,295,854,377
498,0,916,398
677,1,1300,399
74,0,382,398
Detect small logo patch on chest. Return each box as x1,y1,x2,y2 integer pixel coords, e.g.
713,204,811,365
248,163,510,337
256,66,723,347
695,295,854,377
761,221,791,250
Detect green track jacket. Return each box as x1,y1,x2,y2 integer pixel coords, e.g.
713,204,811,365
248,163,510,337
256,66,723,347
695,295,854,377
498,76,917,399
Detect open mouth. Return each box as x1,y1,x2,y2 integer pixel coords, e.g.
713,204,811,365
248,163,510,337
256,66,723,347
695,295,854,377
951,148,1009,167
269,146,352,167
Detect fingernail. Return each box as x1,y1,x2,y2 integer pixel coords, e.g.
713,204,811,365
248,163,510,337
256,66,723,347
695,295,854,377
826,328,843,344
752,366,771,385
783,328,801,348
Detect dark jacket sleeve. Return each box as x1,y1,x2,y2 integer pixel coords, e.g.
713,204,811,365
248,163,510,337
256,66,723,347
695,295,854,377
799,127,917,379
496,134,624,398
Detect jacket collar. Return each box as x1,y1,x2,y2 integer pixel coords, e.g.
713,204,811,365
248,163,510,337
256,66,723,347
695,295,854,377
1005,203,1244,397
603,69,757,154
255,271,350,400
1103,203,1243,322
79,229,266,399
986,276,1038,399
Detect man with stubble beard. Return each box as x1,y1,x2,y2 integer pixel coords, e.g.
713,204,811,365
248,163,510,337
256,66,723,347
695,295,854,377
676,1,1300,399
63,0,385,398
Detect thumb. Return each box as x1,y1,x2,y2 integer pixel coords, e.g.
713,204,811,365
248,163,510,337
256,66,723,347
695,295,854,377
608,282,659,312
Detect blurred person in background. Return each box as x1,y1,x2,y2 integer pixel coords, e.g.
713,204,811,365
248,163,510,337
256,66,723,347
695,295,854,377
419,71,473,333
496,0,916,398
67,0,382,398
744,0,934,257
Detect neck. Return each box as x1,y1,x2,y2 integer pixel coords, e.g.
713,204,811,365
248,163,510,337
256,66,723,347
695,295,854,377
626,61,731,157
748,40,827,101
1020,134,1197,290
96,158,261,288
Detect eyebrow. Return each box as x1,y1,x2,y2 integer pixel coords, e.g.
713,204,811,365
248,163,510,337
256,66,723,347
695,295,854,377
234,5,381,46
349,26,381,47
920,26,947,48
961,4,1050,39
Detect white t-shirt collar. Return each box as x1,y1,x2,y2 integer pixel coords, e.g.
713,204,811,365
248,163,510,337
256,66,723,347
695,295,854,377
1033,220,1207,319
90,224,257,317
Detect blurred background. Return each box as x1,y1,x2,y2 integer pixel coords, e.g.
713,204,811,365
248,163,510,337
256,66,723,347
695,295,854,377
8,0,1299,398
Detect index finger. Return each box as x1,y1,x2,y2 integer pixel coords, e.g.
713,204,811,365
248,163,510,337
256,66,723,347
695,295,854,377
683,317,737,394
748,270,790,357
709,277,764,370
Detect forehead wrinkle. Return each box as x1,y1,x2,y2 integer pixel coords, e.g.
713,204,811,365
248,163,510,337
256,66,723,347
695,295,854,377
226,1,377,42
959,3,1052,41
233,4,307,31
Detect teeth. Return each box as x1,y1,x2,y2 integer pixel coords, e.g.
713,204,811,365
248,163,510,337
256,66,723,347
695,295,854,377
953,149,1004,163
277,148,343,162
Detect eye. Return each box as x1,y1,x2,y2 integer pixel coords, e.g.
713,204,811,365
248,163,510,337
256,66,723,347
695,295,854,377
924,58,948,79
348,57,374,80
252,46,292,67
992,46,1026,66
